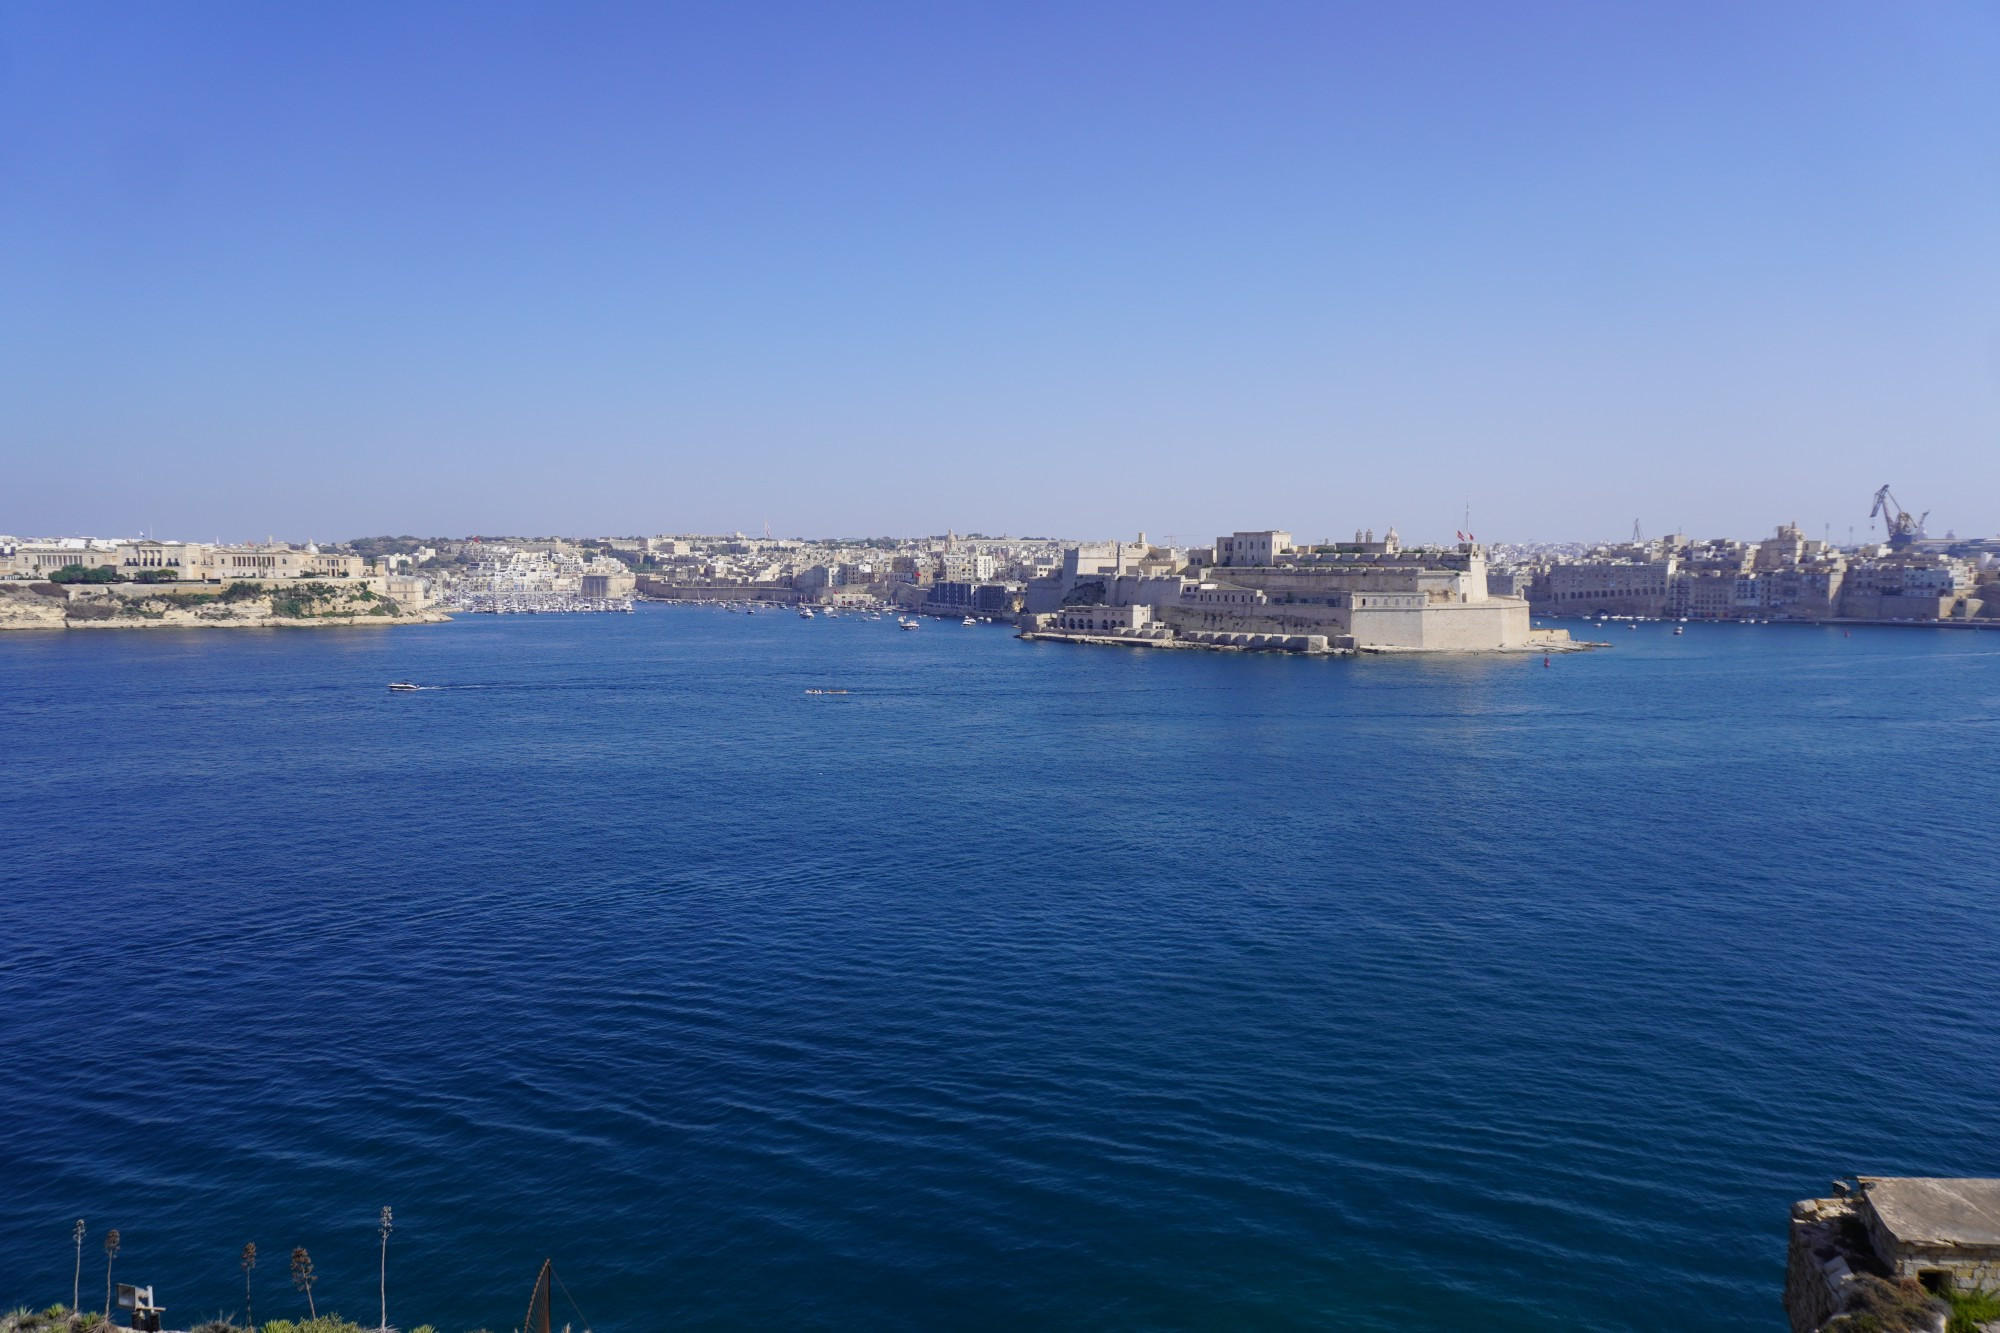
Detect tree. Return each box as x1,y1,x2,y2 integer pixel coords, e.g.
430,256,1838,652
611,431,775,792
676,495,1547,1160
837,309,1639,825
72,1219,85,1313
378,1207,393,1331
242,1242,257,1328
103,1229,121,1320
291,1246,317,1319
49,564,120,585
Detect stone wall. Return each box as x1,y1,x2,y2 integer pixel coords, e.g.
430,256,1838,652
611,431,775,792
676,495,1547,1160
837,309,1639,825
1785,1196,1884,1333
1348,597,1531,650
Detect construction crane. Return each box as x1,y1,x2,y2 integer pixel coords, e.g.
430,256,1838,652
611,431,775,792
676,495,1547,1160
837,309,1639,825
1868,485,1928,549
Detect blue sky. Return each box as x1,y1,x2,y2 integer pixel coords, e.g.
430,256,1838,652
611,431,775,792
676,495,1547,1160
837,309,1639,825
2,1,1996,544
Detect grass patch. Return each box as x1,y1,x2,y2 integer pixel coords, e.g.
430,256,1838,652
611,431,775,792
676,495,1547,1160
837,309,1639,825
141,590,220,609
1946,1285,2000,1333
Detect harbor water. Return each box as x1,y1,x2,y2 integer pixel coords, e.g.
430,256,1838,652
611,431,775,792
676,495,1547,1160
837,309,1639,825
2,609,1996,1331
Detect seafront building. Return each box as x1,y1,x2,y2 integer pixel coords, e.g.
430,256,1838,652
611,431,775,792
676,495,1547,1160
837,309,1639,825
627,529,1056,616
1501,523,1998,623
443,546,636,612
12,510,1995,635
0,536,433,606
1022,528,1538,652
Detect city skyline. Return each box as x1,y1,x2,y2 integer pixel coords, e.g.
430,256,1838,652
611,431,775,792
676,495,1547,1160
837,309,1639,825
0,497,1986,551
4,2,1997,540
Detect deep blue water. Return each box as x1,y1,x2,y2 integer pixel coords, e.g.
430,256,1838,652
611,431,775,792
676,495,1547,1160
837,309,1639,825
3,609,1998,1332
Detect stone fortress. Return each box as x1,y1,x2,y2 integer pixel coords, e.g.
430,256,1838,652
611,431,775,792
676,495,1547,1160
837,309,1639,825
1020,528,1544,653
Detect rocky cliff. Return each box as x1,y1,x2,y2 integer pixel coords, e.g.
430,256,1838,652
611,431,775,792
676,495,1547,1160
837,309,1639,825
0,581,450,630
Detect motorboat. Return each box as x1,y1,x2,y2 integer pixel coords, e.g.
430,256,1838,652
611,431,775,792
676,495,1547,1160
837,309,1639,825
900,619,919,631
388,681,421,691
799,608,815,619
962,616,977,626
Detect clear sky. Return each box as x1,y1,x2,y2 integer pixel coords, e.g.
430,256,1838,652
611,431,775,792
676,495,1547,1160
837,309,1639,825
3,1,1997,545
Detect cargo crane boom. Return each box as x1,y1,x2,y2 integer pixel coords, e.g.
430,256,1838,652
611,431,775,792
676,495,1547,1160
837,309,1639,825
1868,484,1929,549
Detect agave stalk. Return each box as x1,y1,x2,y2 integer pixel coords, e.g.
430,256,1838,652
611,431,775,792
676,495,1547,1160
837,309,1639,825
291,1246,317,1319
103,1229,121,1320
242,1242,258,1328
378,1207,393,1331
72,1219,85,1314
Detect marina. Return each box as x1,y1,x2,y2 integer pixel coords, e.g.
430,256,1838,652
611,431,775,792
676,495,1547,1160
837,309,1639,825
439,592,635,615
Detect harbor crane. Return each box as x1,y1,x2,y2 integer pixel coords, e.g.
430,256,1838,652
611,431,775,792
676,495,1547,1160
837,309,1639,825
1868,485,1928,549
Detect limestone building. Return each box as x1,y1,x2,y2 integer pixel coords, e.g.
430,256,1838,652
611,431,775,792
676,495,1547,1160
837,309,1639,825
1028,528,1535,651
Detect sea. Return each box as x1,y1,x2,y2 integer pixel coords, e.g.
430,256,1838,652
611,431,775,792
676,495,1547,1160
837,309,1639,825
2,608,1997,1332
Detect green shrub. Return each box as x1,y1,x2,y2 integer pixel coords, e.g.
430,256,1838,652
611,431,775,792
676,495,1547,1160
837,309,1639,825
0,1307,86,1333
260,1317,367,1333
268,582,356,619
131,568,179,583
48,564,119,584
1947,1285,2000,1333
144,590,218,608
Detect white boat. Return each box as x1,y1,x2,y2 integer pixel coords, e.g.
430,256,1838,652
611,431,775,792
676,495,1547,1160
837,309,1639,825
388,681,421,691
798,608,814,619
962,616,977,626
1673,626,1684,635
901,619,919,631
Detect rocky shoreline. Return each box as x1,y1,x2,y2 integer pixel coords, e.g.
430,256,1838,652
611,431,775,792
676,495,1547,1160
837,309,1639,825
0,582,451,632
